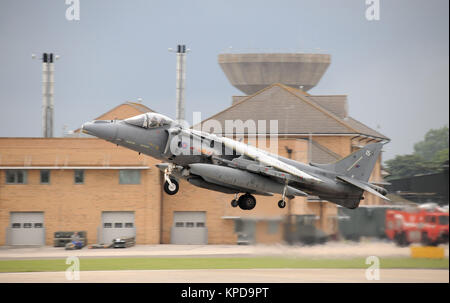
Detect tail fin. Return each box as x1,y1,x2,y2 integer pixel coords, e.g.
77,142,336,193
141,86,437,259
313,143,384,182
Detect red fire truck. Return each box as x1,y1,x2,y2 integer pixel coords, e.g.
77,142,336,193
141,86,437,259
385,207,449,246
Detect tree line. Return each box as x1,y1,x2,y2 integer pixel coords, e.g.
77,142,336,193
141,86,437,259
385,125,449,180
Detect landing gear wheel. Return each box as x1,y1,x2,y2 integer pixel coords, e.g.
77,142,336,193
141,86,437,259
164,178,179,195
278,200,286,209
238,194,256,210
231,199,238,208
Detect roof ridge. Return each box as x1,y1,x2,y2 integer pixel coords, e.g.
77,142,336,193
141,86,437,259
125,101,155,113
280,84,311,96
278,83,361,134
196,83,281,126
92,103,125,121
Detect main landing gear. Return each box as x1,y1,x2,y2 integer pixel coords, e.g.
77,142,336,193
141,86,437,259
231,193,256,210
231,182,291,211
163,165,179,195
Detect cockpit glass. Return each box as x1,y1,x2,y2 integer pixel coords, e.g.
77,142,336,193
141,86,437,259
124,113,174,128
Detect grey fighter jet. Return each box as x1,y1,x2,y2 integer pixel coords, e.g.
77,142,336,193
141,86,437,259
81,112,389,210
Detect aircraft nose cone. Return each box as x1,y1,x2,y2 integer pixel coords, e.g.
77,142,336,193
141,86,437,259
81,120,117,140
81,122,93,133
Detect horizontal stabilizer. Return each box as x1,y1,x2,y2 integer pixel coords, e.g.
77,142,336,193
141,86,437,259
337,175,390,201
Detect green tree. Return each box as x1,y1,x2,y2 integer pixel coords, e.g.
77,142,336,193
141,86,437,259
385,125,449,180
432,148,449,165
385,154,434,179
414,126,449,161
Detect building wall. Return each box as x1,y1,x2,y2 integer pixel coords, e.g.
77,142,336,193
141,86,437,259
0,138,162,246
0,134,385,245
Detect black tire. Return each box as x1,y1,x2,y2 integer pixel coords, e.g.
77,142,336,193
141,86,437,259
164,178,179,195
278,200,286,209
397,232,408,247
231,199,238,208
421,232,430,246
238,194,256,210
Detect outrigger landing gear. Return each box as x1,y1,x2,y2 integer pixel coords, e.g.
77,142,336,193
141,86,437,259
163,165,179,195
277,181,288,209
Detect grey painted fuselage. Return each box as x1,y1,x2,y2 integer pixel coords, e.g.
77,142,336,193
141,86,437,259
82,118,385,209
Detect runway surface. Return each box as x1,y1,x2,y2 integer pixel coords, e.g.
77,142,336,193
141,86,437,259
1,243,448,259
0,268,448,283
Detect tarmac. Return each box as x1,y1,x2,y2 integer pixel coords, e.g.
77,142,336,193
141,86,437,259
0,268,448,283
0,242,448,283
1,242,448,259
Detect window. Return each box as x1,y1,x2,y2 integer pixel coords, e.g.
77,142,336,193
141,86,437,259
196,222,205,228
125,222,134,228
5,170,27,184
34,223,43,228
175,222,184,227
234,220,243,233
119,170,141,184
74,170,84,184
114,223,123,228
104,223,112,228
11,223,21,229
186,222,194,228
40,170,50,184
23,223,32,228
439,216,449,225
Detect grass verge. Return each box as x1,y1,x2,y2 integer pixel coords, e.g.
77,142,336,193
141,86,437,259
0,257,448,273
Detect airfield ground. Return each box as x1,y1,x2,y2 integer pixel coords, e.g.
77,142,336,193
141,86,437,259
0,241,448,283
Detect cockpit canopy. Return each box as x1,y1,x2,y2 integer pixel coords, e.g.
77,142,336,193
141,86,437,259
124,112,174,128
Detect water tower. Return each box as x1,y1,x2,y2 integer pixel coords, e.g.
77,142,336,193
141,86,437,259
218,52,331,95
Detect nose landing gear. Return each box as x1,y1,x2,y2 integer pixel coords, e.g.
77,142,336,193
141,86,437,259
164,178,179,195
163,165,179,195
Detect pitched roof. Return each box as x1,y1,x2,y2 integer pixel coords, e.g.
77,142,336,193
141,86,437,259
198,83,389,140
305,95,348,119
94,101,155,120
310,140,342,164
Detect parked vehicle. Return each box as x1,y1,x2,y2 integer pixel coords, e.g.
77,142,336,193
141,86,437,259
385,207,449,246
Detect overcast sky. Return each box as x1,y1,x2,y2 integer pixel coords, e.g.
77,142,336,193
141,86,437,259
0,0,448,160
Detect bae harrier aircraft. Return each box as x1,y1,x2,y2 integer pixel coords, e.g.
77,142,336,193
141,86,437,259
82,112,389,210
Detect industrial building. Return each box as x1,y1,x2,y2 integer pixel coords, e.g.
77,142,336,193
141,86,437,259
0,52,389,246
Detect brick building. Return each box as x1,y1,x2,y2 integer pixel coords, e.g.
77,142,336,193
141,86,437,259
0,82,389,246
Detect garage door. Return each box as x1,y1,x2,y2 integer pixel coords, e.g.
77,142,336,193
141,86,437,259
171,211,208,244
101,211,136,244
8,212,45,246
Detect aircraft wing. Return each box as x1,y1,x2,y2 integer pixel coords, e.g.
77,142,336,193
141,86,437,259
337,175,390,201
184,129,322,184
